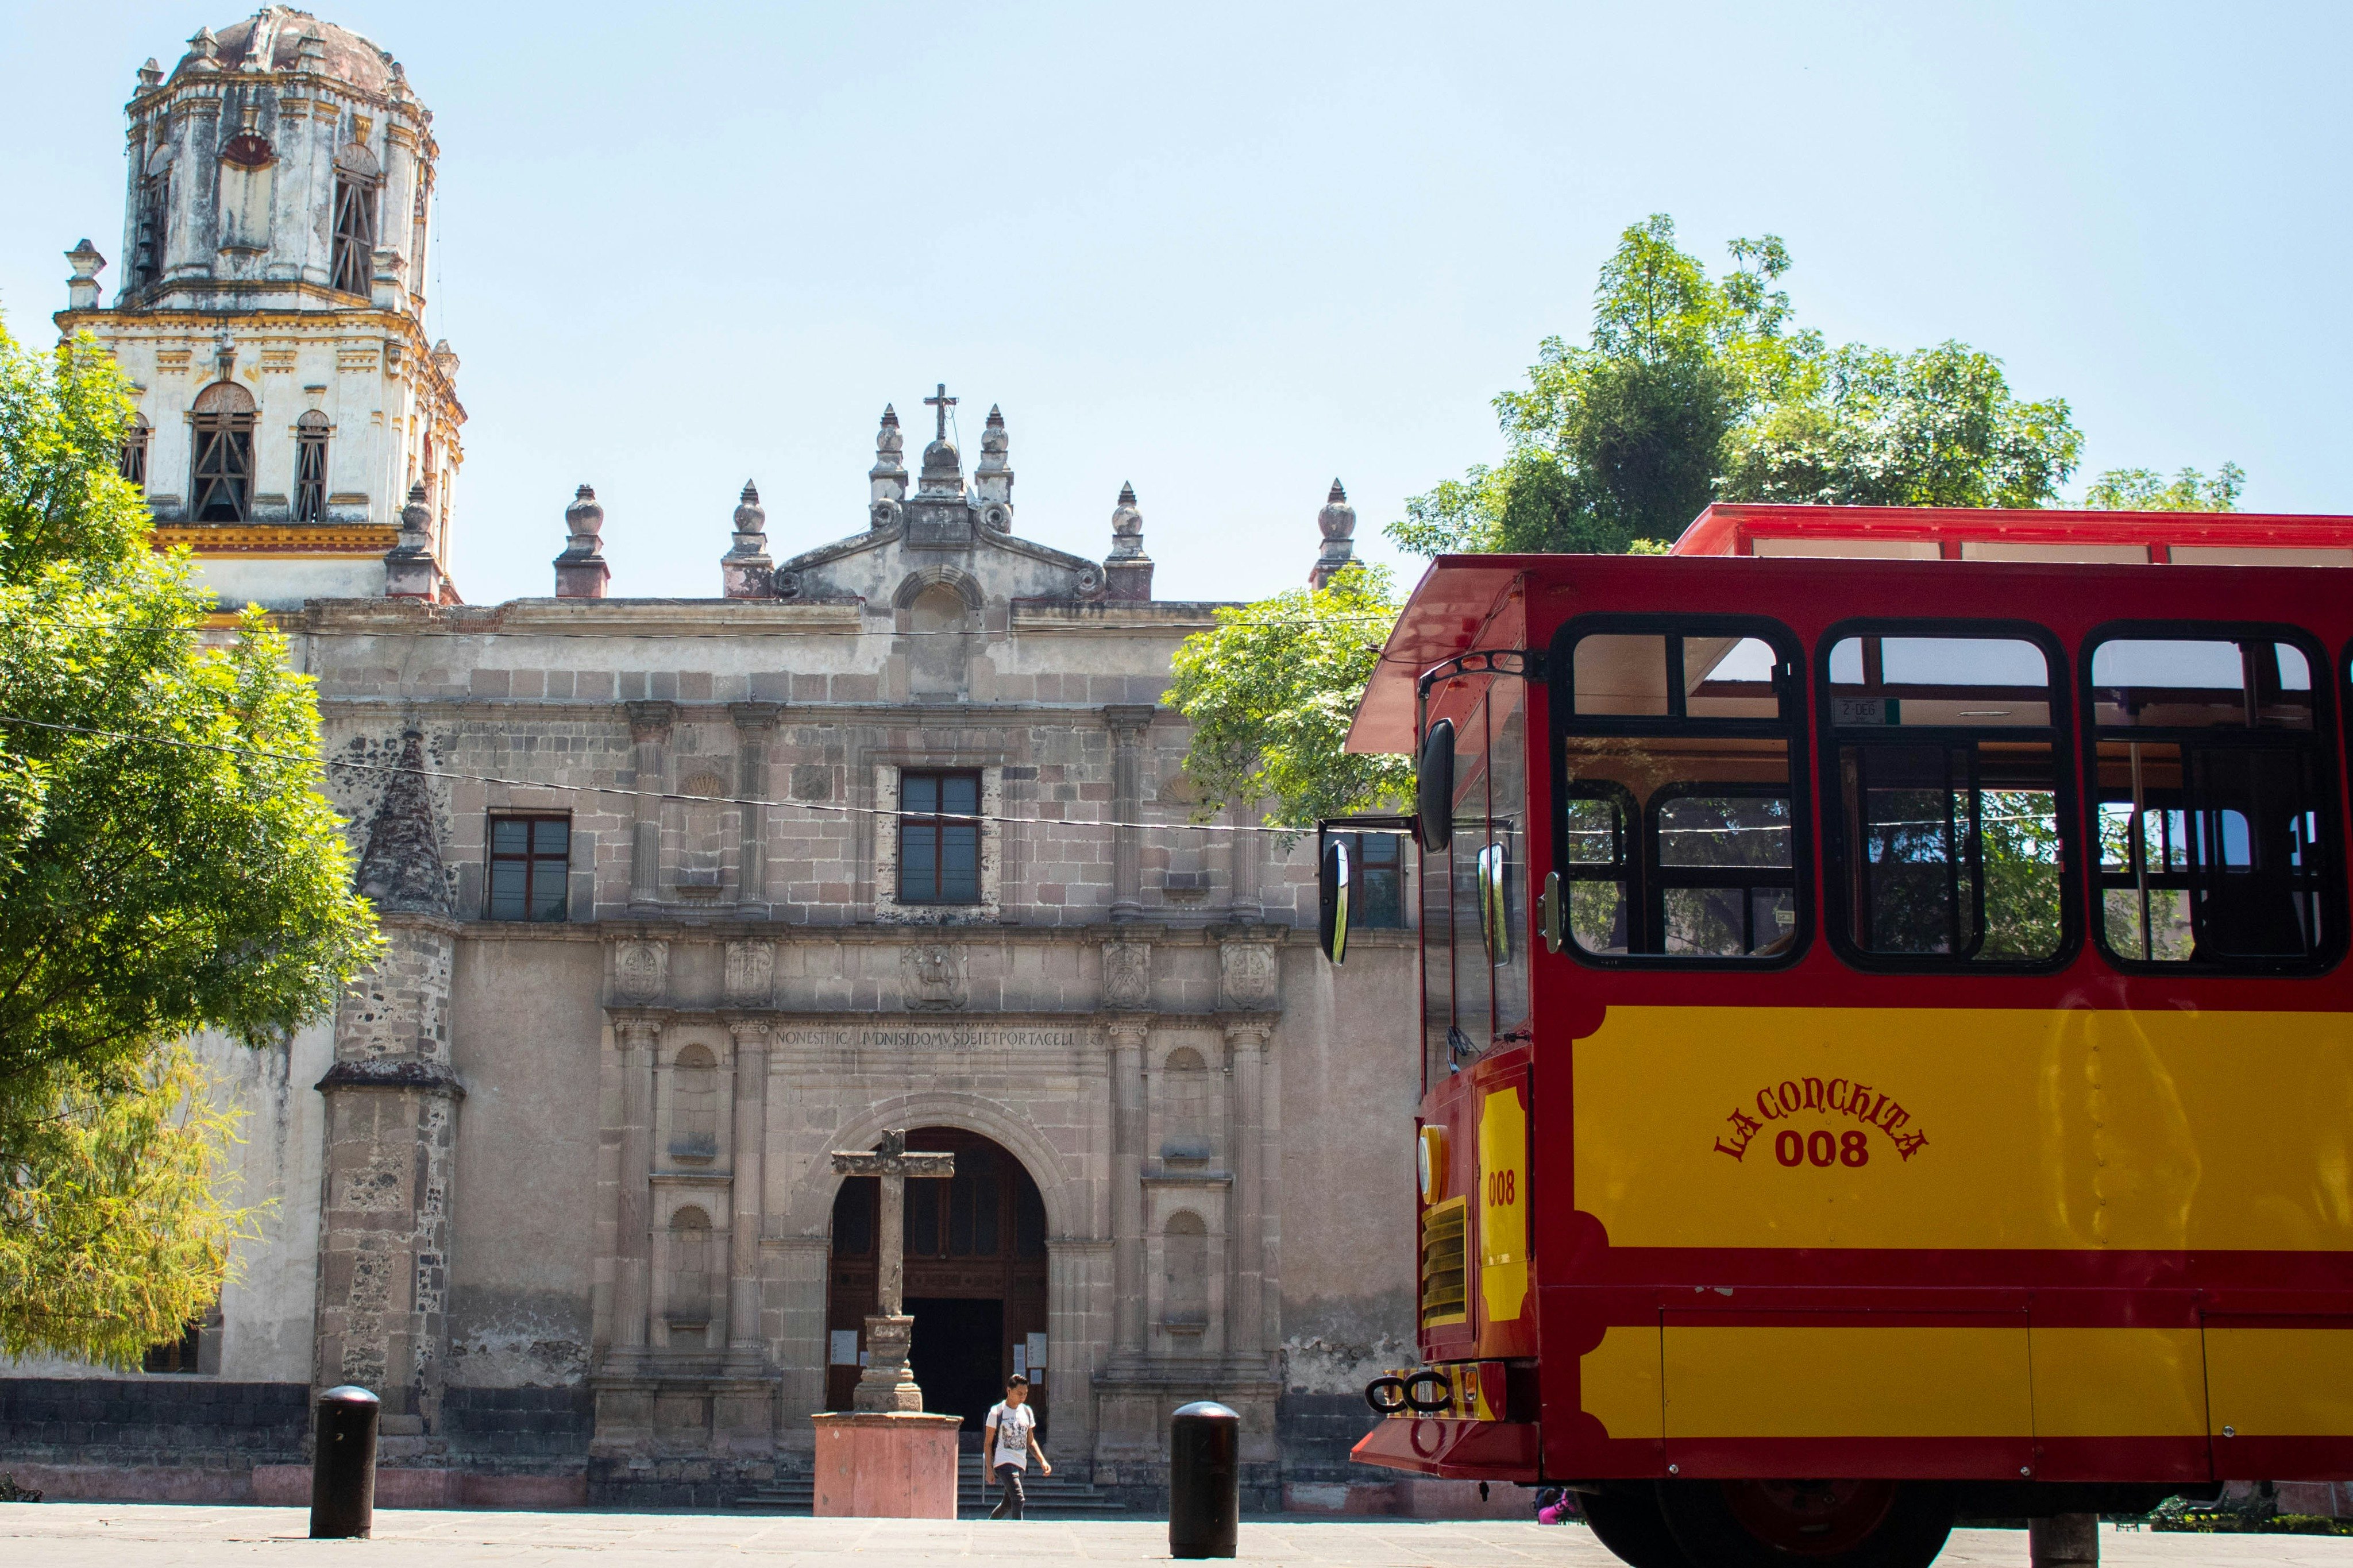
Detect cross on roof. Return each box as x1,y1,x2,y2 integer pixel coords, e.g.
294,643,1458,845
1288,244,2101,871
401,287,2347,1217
924,383,956,442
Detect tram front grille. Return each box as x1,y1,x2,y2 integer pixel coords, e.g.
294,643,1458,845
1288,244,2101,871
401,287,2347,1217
1419,1197,1467,1327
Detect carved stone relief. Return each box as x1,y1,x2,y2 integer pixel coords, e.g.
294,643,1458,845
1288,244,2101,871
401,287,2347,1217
724,940,774,1006
900,944,966,1011
615,939,669,1003
1102,941,1152,1010
1218,939,1279,1011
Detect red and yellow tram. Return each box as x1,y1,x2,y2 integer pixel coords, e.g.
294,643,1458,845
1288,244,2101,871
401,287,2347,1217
1328,511,2353,1567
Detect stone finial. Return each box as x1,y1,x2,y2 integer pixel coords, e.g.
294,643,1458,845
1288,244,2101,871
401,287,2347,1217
188,27,220,65
1310,478,1357,590
555,484,610,599
869,404,907,507
385,482,443,599
975,403,1014,515
721,479,773,599
430,339,460,380
1105,481,1154,601
64,240,106,311
355,729,453,917
137,57,164,90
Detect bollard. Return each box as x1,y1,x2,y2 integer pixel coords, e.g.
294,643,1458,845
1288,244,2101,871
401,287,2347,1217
2029,1512,2100,1567
1169,1400,1240,1559
310,1385,381,1539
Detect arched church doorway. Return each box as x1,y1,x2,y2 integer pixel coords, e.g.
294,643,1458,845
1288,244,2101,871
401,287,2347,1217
827,1127,1050,1443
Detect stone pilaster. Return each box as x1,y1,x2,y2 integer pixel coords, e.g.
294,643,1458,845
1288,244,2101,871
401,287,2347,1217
1228,802,1263,922
1105,705,1154,921
1225,1018,1271,1368
731,702,777,910
625,701,673,906
1108,1016,1149,1362
611,1014,659,1372
725,1021,769,1374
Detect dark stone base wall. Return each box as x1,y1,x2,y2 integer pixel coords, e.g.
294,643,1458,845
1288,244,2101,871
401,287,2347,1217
443,1385,595,1464
587,1455,786,1509
0,1378,309,1474
1275,1391,1384,1483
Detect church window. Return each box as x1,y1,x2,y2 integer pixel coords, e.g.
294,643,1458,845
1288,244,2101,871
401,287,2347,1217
133,170,170,291
188,381,257,522
898,770,981,905
485,814,569,921
668,1044,719,1163
119,414,151,491
664,1206,715,1328
330,144,380,297
293,412,330,522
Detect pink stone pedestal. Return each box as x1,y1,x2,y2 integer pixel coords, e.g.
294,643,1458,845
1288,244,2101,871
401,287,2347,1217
810,1411,963,1518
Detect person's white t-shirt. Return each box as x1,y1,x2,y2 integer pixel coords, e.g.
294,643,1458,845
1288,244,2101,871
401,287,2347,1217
987,1400,1036,1469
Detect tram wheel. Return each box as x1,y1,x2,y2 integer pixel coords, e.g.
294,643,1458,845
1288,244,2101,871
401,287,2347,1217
1580,1483,1696,1568
1655,1479,1955,1568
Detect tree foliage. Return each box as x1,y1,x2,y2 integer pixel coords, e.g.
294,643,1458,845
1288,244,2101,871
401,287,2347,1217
1162,563,1410,833
2082,463,2244,512
0,315,379,1364
1391,215,2104,555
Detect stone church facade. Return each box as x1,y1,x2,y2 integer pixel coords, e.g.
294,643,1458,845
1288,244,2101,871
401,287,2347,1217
4,10,1429,1513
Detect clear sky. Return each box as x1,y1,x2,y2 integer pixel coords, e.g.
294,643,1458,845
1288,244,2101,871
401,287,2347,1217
3,2,2344,607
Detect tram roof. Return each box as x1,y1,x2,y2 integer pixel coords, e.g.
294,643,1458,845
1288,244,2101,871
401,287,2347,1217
1346,554,1533,755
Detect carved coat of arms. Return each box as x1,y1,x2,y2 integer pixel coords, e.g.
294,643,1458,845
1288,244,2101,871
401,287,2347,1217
725,940,774,1006
615,939,669,1002
1218,940,1279,1010
901,944,966,1011
1102,941,1152,1010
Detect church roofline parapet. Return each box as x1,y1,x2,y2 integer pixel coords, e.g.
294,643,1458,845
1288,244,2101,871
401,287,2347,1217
315,1056,466,1097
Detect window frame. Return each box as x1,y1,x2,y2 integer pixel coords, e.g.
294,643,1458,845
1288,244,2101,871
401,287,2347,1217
1545,612,1812,971
1815,617,2081,975
2078,619,2345,978
484,812,572,923
293,412,330,523
896,767,984,906
1336,830,1409,929
330,169,380,297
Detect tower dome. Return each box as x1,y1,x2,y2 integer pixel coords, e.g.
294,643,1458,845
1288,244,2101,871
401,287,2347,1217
170,8,402,96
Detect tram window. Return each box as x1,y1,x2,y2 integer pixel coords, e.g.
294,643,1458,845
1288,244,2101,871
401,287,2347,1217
2090,638,2312,731
1575,634,1787,720
1824,634,2065,964
2088,634,2338,970
1558,736,1796,959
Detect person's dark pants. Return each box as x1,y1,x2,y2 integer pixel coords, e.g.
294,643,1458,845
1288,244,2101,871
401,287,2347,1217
990,1462,1026,1519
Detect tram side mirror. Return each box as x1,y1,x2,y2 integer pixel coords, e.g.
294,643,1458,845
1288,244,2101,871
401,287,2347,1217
1476,843,1508,964
1318,837,1353,964
1416,719,1455,852
1538,870,1564,954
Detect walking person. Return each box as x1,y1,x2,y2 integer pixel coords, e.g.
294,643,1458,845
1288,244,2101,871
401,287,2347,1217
983,1374,1050,1520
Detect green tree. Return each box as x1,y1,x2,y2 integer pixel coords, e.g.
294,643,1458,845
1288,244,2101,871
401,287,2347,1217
1393,215,2085,555
0,315,380,1365
2082,462,2244,511
1162,563,1410,833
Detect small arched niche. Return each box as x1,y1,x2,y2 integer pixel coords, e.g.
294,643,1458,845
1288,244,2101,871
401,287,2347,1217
1161,1211,1209,1341
668,1044,719,1163
664,1204,717,1335
907,582,973,697
1159,1046,1213,1164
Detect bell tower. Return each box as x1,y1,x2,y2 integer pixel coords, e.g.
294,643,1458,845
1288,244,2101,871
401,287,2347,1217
57,7,464,608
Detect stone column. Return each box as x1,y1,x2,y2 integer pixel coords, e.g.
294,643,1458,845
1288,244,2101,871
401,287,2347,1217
726,1020,769,1374
613,1015,660,1370
1108,1017,1150,1360
1225,1018,1271,1366
731,703,778,911
1228,801,1263,922
626,701,673,905
1105,706,1154,921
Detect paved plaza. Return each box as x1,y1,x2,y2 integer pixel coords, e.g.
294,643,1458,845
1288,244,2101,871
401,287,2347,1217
5,1506,2353,1568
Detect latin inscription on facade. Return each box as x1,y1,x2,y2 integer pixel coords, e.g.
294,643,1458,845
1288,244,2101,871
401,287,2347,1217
772,1025,1084,1053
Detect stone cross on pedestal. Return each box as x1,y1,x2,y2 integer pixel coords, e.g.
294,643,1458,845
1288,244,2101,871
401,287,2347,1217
831,1129,956,1413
